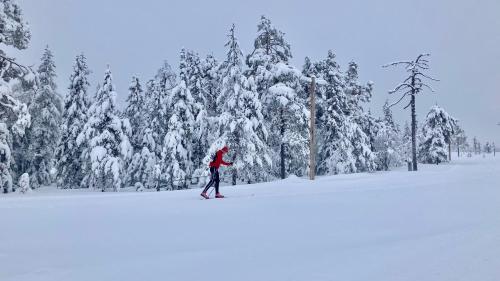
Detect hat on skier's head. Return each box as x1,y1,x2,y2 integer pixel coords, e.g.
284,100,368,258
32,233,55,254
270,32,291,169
222,146,229,153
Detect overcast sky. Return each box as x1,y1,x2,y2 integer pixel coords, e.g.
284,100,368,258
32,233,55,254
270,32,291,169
16,0,500,145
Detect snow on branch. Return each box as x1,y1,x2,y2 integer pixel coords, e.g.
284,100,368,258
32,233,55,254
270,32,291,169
384,53,438,109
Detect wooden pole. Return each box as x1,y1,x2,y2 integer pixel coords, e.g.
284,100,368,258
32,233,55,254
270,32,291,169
309,76,316,180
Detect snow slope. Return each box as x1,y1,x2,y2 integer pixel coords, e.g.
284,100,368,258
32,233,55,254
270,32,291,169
1,156,500,281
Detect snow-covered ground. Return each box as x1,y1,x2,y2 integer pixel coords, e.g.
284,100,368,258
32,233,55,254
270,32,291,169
1,155,499,281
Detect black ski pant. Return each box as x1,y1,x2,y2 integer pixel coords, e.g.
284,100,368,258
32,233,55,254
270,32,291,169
202,167,220,194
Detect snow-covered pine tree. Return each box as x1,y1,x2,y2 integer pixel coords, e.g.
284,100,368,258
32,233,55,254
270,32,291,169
0,0,30,51
374,100,403,170
17,172,30,193
147,61,176,158
179,48,211,181
214,24,271,185
126,144,158,190
247,16,308,179
56,54,91,189
125,66,174,191
10,77,36,176
384,54,438,171
302,56,328,124
26,46,62,187
246,15,292,94
0,0,32,192
77,67,132,191
200,54,220,116
185,55,221,184
0,123,13,193
124,76,145,150
180,49,204,107
419,105,456,164
315,51,355,175
266,65,309,179
160,80,195,190
344,61,376,172
402,121,412,161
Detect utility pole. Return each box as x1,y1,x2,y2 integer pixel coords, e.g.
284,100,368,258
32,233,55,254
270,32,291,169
309,76,316,180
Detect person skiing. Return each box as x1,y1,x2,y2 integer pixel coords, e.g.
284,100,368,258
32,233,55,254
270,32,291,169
200,146,233,199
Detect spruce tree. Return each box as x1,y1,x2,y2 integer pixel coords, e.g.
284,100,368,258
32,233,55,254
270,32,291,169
147,62,176,158
0,123,13,193
160,80,195,189
77,67,132,191
0,0,32,192
215,24,271,184
344,61,376,172
27,46,62,187
374,101,403,170
247,16,307,179
125,76,145,150
200,54,220,116
419,105,457,164
56,54,90,189
315,51,355,175
179,49,209,180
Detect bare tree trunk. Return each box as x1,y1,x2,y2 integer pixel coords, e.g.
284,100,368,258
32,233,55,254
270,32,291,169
411,93,418,171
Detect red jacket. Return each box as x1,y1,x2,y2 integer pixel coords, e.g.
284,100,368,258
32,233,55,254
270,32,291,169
209,149,231,168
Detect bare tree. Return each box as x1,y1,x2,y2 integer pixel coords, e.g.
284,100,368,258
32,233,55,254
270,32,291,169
383,54,438,171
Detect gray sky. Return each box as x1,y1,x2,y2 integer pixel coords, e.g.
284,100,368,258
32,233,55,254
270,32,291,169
16,0,500,145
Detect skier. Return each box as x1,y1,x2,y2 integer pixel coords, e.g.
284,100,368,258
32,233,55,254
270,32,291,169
200,146,233,199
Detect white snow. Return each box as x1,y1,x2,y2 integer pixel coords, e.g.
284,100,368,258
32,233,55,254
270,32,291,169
1,155,499,281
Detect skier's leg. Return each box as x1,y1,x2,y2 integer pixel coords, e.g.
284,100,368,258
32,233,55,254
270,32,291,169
214,169,220,194
202,167,215,193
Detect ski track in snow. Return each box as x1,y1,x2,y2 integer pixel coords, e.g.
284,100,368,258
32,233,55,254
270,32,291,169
1,156,500,281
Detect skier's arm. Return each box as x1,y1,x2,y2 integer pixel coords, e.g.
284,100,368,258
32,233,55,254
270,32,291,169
220,157,232,166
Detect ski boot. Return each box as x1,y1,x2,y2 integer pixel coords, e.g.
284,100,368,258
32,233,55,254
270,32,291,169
200,192,210,199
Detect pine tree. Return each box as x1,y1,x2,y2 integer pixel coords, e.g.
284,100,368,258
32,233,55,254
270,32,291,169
179,48,211,180
402,121,412,160
419,105,456,164
26,46,62,187
56,54,91,189
214,24,271,185
147,62,176,158
247,15,292,74
315,51,355,175
17,172,30,193
124,76,145,150
160,80,195,190
200,54,220,116
125,66,174,190
0,0,32,193
77,67,132,191
374,101,404,170
0,0,30,51
345,61,376,172
0,123,13,193
247,16,307,179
